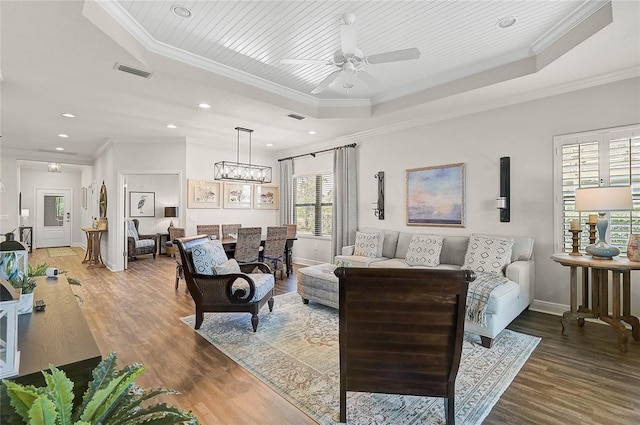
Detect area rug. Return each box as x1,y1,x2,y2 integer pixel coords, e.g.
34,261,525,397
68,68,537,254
46,247,78,257
181,292,540,425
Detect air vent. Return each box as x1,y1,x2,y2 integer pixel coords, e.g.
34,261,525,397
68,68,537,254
114,63,153,79
287,113,307,121
38,149,77,156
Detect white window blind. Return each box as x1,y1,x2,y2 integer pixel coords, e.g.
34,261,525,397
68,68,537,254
555,125,640,254
293,173,333,237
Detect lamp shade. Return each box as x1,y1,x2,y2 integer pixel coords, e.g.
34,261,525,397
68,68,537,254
575,186,632,212
164,207,178,218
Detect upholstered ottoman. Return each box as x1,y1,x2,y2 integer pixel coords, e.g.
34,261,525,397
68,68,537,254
297,264,339,309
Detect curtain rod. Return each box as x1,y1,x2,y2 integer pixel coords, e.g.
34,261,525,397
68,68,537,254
278,143,357,162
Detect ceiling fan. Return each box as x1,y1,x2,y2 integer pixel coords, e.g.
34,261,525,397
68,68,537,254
281,13,421,94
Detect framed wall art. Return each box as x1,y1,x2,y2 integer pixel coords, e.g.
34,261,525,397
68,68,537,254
253,184,279,210
223,182,252,209
187,179,221,209
406,163,465,227
129,191,155,217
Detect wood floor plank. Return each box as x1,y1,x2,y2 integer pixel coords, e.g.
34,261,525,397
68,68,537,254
27,248,640,424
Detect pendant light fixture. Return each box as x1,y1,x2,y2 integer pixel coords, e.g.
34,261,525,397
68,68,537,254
214,127,272,183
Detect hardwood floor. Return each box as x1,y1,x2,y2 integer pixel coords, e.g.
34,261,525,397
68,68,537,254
29,248,640,424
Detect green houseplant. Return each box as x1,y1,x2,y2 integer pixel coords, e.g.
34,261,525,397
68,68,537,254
9,274,37,295
1,352,199,425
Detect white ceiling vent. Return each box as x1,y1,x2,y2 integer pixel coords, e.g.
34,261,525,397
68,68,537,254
287,113,306,120
114,63,153,79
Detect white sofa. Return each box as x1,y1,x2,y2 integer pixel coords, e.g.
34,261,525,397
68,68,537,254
333,230,535,348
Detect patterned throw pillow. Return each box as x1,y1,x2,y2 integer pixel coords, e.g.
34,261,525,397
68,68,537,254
405,234,443,266
191,240,229,275
213,259,241,275
353,231,381,258
461,234,514,274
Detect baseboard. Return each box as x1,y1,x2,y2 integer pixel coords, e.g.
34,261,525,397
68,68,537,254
529,299,566,316
292,258,328,267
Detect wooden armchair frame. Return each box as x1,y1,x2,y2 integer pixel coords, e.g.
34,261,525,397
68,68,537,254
335,267,475,425
176,235,274,331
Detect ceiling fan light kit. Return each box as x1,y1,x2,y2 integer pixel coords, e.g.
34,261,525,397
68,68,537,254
281,13,421,95
214,127,272,184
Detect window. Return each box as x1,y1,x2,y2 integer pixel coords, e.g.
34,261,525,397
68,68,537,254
554,125,640,253
293,173,333,237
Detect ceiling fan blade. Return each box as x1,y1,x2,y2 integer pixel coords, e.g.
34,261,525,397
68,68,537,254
365,48,421,64
356,70,382,89
340,24,358,55
311,70,341,94
280,58,333,65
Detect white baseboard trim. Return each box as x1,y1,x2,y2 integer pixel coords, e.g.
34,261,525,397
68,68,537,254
292,258,328,267
529,299,566,316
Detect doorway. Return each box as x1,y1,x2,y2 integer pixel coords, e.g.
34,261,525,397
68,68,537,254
35,188,72,248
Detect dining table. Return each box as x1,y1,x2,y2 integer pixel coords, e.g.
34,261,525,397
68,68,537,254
219,236,297,276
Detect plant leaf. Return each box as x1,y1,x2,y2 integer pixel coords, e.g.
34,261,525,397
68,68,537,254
67,277,81,286
109,403,199,425
75,352,119,422
27,395,58,425
106,388,179,424
89,366,146,424
42,366,74,425
2,380,40,422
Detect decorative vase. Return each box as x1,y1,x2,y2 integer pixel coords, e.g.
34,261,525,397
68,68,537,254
18,291,34,314
627,234,640,262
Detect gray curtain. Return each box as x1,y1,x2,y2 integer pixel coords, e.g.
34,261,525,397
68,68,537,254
332,146,358,259
279,159,294,225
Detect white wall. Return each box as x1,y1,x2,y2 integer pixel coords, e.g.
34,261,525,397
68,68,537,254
352,77,640,314
126,174,180,234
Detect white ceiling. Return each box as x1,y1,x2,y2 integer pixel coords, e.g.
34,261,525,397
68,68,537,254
1,0,639,166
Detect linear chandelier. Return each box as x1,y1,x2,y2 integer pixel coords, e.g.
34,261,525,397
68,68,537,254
214,127,272,184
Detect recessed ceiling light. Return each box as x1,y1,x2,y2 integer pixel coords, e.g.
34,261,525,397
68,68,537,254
61,113,75,118
171,5,192,18
266,143,274,147
55,147,65,151
497,17,516,28
166,124,177,129
58,134,69,138
308,130,317,135
198,103,211,109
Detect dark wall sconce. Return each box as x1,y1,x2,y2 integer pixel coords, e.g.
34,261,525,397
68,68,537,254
496,157,510,222
373,171,385,219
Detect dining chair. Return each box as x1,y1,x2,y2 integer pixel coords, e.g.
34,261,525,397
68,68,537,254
261,226,288,279
167,227,187,292
196,224,220,240
221,224,241,239
284,224,297,276
234,227,262,264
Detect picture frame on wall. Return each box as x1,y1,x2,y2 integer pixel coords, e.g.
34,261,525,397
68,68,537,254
187,179,221,209
253,184,279,210
129,191,155,217
406,163,465,227
223,182,252,209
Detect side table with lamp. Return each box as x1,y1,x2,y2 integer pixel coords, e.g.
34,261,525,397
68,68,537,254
552,185,638,352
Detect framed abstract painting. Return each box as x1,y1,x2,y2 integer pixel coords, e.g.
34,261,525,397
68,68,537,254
187,179,221,209
253,184,279,209
223,182,252,209
406,163,465,227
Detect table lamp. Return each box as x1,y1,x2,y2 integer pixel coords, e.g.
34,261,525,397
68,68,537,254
164,206,178,230
20,209,29,226
575,186,632,259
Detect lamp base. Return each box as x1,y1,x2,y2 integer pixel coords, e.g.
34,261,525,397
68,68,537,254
585,241,620,260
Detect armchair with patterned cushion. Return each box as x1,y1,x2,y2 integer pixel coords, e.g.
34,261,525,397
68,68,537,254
126,219,157,261
176,235,274,331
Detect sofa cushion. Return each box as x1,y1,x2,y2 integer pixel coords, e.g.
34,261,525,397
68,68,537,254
232,273,274,302
212,258,241,275
394,232,414,259
440,236,470,266
134,239,155,249
405,234,443,266
462,234,514,274
370,258,461,270
334,254,386,268
191,240,229,275
361,227,398,258
353,231,382,257
126,220,139,240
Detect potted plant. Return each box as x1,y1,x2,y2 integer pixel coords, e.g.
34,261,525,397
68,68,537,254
8,273,36,314
1,351,199,424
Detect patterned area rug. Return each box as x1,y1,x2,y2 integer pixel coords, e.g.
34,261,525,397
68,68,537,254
46,247,78,257
181,292,540,425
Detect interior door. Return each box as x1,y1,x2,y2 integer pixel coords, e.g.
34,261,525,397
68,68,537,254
36,188,72,248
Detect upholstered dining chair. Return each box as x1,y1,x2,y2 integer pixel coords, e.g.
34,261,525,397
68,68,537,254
196,224,220,240
234,227,262,264
221,223,241,239
261,226,288,279
126,219,157,261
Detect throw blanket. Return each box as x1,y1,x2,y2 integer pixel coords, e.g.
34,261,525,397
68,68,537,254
466,271,510,327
